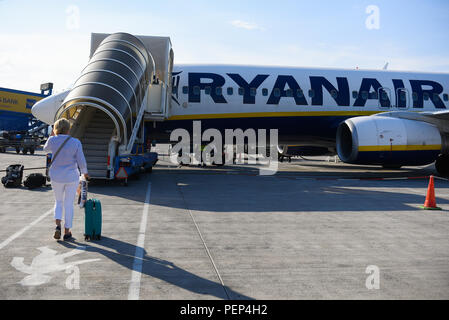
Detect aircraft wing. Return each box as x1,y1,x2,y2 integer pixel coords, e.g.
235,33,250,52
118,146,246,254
419,110,449,121
376,110,449,133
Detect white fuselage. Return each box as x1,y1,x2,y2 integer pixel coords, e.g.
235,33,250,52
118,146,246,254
33,64,449,146
168,65,449,118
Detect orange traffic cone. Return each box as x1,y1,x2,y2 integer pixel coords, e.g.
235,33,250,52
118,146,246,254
420,175,442,210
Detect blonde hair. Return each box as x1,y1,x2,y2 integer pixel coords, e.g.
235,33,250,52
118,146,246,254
54,118,71,135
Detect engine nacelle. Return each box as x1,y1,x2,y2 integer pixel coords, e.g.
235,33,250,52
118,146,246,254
336,116,442,166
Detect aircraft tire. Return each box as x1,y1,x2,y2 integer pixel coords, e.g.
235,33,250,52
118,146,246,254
435,154,449,177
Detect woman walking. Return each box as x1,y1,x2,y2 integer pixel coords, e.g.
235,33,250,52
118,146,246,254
43,118,89,240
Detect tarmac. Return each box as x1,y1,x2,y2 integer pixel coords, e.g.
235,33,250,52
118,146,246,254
0,146,448,300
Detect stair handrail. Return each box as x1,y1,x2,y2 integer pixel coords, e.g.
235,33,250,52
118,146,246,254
125,88,148,153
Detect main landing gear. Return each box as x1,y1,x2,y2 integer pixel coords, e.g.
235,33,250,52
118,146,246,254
435,154,449,177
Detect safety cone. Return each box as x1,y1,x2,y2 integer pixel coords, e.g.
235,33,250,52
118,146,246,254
420,175,442,210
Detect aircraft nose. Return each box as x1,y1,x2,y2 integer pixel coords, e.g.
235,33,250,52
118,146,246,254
32,90,70,124
31,97,54,124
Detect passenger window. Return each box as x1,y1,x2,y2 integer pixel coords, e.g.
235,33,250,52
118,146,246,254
444,94,449,101
227,87,233,95
308,89,314,98
273,88,280,98
193,86,200,95
400,91,407,101
262,88,268,96
381,91,388,100
216,87,222,96
205,86,211,95
238,87,244,96
250,88,256,97
369,91,378,99
182,86,188,94
296,89,304,98
433,93,439,101
412,92,418,101
361,91,368,100
423,92,429,100
330,90,338,99
286,89,293,97
352,91,358,99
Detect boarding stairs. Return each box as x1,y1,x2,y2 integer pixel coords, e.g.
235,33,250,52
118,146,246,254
54,32,174,179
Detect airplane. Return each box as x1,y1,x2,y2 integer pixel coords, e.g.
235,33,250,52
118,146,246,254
31,32,449,179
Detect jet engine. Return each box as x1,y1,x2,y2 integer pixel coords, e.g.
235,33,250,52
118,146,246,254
336,116,443,166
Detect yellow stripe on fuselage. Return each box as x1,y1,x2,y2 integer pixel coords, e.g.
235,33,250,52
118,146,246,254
358,145,441,152
166,110,380,121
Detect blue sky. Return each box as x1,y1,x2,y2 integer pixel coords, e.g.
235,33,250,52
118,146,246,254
0,0,448,92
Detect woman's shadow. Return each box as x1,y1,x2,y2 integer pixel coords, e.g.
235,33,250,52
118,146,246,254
60,236,253,300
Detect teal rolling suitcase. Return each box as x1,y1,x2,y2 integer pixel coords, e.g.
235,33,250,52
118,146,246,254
84,199,102,240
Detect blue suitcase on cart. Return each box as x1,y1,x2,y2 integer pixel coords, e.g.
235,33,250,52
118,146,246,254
84,199,102,240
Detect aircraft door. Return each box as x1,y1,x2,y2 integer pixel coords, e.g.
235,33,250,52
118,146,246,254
377,87,392,109
395,88,409,109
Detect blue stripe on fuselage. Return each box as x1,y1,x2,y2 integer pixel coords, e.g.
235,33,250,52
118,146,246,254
145,115,352,144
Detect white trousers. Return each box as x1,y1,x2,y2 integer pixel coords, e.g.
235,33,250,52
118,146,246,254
51,180,78,229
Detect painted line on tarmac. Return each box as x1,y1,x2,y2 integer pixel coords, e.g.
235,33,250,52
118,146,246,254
0,209,53,251
128,181,151,300
177,184,230,300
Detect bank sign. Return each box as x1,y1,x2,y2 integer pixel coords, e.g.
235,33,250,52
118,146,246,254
0,88,45,114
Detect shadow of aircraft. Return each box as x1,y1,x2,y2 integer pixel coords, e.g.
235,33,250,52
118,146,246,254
89,165,449,213
60,236,253,300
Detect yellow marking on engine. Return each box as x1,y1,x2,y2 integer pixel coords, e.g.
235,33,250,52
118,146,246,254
358,145,441,152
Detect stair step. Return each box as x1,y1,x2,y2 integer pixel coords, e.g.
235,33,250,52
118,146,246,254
86,155,108,163
88,169,108,178
83,143,108,151
89,118,113,123
82,137,110,145
93,121,113,127
89,122,115,129
83,149,108,157
83,137,113,144
84,127,114,134
83,132,111,139
87,163,108,170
